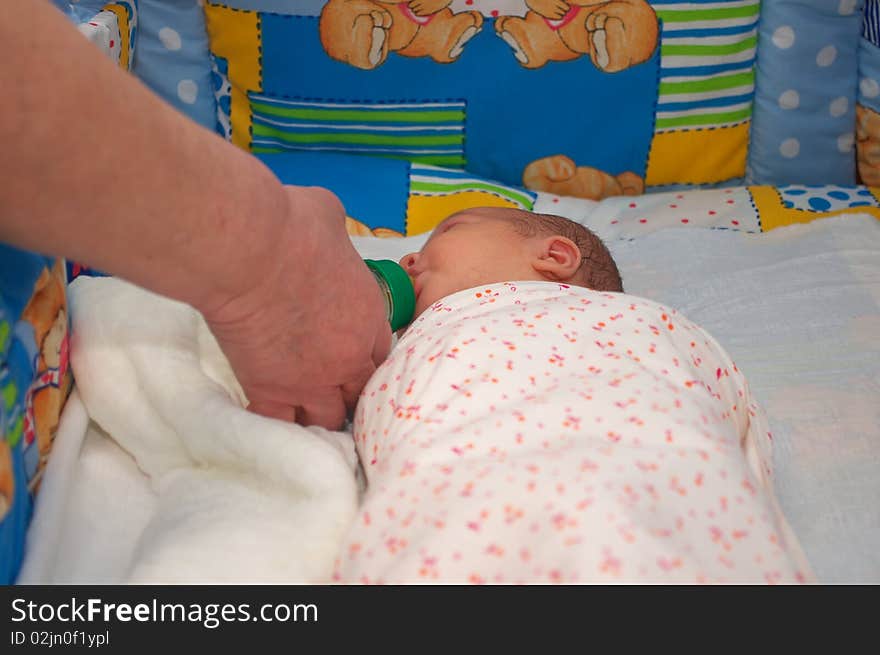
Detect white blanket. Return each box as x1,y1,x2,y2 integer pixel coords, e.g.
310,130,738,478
337,282,815,583
20,277,359,584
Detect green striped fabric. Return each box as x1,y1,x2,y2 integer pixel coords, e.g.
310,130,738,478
654,0,760,132
248,94,467,166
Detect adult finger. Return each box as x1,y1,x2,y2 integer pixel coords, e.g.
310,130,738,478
247,399,297,423
341,361,377,414
373,321,393,367
341,324,392,411
295,389,348,430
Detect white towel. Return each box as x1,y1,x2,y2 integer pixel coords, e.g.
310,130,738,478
30,276,359,584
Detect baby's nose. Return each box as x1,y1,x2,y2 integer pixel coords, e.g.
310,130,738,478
399,253,418,273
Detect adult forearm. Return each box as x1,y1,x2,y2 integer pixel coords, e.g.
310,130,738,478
0,0,289,314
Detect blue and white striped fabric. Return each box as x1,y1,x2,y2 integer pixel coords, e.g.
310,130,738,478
864,0,880,44
860,0,880,114
654,0,759,132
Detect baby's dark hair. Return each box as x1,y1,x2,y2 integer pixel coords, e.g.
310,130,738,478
498,208,623,292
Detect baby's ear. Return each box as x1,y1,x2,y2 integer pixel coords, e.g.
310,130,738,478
532,235,581,281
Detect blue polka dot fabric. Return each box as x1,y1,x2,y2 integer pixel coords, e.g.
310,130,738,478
748,0,863,186
779,185,879,211
130,0,216,130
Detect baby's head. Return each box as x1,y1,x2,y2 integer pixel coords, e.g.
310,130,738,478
400,206,622,317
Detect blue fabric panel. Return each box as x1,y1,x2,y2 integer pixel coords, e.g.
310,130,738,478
132,0,217,129
258,152,411,236
859,34,880,113
259,14,659,188
748,0,863,185
0,246,54,585
0,250,52,321
53,1,216,127
0,438,32,585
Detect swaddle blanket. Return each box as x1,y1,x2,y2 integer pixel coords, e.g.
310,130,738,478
65,277,359,583
337,282,814,584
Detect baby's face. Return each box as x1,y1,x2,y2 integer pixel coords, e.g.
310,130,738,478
399,208,544,318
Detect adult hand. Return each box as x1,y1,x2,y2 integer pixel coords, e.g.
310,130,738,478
2,2,390,430
203,186,392,429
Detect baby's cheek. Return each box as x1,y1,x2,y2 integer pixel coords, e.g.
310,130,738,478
418,282,445,313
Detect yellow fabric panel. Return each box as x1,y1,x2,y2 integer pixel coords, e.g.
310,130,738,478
406,192,521,236
102,3,131,70
646,122,749,187
750,185,880,232
204,3,261,151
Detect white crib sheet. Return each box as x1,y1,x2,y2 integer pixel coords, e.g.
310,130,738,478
21,213,880,583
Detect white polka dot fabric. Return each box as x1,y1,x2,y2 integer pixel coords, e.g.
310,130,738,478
535,186,762,238
749,0,863,185
158,25,182,51
130,0,216,129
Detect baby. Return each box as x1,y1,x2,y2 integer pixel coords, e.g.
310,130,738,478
400,206,624,318
335,206,813,584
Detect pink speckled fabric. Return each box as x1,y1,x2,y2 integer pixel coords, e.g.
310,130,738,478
335,282,813,584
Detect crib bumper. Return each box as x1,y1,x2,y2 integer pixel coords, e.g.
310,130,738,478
0,0,138,585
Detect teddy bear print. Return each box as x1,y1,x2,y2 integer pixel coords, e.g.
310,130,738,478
319,0,484,69
345,215,404,237
856,104,880,186
495,0,658,71
20,259,70,490
523,154,643,199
